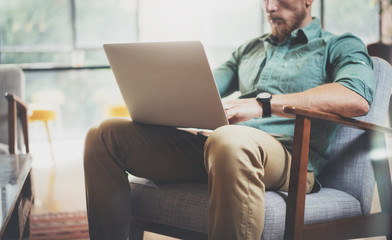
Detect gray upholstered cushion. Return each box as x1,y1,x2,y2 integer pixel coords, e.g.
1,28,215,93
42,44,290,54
318,57,392,214
130,183,361,239
0,143,9,154
0,65,25,148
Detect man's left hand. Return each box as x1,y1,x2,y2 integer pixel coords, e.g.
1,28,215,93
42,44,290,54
223,98,263,124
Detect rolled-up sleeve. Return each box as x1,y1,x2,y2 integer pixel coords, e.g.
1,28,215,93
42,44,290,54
328,33,375,105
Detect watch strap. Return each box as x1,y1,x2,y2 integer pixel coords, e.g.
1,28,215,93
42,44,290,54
256,93,272,118
261,100,271,118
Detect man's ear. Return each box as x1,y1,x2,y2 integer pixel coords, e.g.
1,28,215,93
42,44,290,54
305,0,314,8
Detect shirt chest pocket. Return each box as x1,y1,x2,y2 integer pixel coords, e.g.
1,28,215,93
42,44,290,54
278,53,326,93
238,57,264,94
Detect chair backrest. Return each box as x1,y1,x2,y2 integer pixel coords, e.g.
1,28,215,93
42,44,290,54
0,65,25,150
317,57,392,215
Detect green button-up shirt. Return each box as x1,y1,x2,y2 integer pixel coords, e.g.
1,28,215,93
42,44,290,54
213,18,375,175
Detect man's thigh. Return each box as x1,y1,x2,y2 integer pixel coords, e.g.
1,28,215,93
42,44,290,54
205,125,292,190
97,118,208,183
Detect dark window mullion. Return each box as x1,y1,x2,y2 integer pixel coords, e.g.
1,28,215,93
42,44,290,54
320,0,324,28
70,0,77,50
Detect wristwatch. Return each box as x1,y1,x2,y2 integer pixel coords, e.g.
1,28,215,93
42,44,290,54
256,92,272,118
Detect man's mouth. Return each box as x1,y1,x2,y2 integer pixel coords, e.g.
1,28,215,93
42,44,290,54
268,16,285,24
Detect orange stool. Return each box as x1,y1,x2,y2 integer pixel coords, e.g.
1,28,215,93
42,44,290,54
29,108,57,163
104,104,130,118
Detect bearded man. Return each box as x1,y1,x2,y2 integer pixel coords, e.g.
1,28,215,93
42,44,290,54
84,0,375,239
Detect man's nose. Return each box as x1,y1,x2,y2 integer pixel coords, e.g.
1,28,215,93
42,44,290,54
264,0,279,13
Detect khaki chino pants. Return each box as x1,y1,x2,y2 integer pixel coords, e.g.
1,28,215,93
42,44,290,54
84,118,314,240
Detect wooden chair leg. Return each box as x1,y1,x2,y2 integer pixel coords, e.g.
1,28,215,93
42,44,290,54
8,97,17,154
130,219,144,240
284,116,312,240
370,132,392,238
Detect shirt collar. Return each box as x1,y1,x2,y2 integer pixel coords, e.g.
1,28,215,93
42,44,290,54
260,17,322,45
291,17,322,43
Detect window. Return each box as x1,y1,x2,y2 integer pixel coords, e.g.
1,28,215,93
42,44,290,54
138,0,263,68
1,0,381,67
73,0,138,66
25,69,122,139
1,0,263,68
1,0,264,144
323,0,379,44
0,0,72,65
0,0,138,67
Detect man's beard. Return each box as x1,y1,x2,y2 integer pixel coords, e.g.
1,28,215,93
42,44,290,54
269,8,306,42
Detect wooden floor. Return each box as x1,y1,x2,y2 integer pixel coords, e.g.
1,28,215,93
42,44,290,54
29,138,178,240
29,137,389,240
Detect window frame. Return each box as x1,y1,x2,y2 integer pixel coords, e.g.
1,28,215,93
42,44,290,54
1,0,381,71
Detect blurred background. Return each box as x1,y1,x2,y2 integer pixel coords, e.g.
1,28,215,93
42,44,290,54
0,0,384,149
0,0,390,234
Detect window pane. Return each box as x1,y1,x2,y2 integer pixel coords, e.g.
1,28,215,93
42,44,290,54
139,0,262,68
0,0,72,48
139,0,204,42
202,0,263,67
312,0,322,20
75,0,138,48
0,0,138,66
324,0,379,44
25,69,123,139
83,49,110,66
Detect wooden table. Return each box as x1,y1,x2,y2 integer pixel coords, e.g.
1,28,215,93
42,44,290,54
0,154,33,239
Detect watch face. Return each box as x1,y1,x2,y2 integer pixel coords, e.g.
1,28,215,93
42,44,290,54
257,92,272,99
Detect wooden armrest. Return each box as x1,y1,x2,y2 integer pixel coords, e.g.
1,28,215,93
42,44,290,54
283,105,392,134
5,92,28,112
283,105,392,239
5,92,29,154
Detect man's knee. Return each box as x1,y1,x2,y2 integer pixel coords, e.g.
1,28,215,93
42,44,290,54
204,125,263,176
84,125,100,169
85,118,126,148
205,125,246,157
84,118,132,168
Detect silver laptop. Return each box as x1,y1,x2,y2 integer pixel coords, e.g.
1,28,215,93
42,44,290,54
103,41,229,130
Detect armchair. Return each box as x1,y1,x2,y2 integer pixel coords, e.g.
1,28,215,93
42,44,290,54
0,66,29,154
0,65,33,239
128,57,392,239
